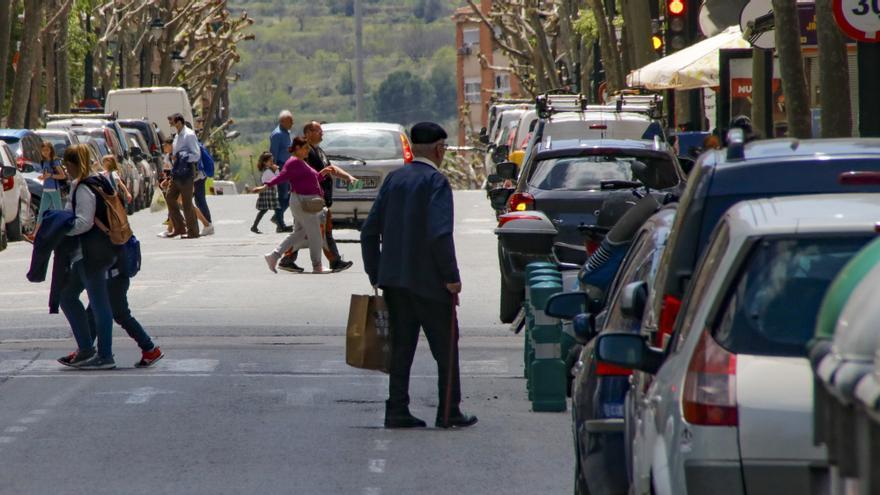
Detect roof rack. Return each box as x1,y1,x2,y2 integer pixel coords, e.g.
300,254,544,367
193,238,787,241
490,98,532,105
46,111,117,121
535,93,588,119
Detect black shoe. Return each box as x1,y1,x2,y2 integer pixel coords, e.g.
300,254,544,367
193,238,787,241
278,257,305,273
384,400,427,429
276,225,293,233
58,349,96,367
435,409,478,429
76,355,117,370
250,226,262,234
330,259,354,273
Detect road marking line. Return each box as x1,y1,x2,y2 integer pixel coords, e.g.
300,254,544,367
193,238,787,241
368,459,386,473
18,417,39,424
461,359,509,374
0,436,15,444
4,426,26,433
374,439,390,451
363,488,381,495
150,359,220,373
29,409,49,415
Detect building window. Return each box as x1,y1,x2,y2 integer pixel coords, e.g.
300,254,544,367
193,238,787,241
495,74,511,95
463,28,480,49
464,78,481,103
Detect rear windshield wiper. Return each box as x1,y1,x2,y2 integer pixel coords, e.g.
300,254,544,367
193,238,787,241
327,154,366,164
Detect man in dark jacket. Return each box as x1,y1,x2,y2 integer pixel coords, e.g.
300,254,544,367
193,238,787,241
361,122,476,429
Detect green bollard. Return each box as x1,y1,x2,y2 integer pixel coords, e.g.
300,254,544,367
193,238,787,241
524,272,561,382
529,281,567,412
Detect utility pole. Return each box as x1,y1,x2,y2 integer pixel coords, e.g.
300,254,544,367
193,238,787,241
354,0,365,122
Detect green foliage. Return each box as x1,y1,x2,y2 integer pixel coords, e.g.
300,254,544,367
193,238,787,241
374,71,435,125
573,9,598,41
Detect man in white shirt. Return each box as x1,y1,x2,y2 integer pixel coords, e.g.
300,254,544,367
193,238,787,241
165,113,200,238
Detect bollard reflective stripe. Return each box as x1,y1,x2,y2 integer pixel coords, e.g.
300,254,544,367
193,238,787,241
534,343,561,359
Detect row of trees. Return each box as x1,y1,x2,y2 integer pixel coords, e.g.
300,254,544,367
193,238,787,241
0,0,253,138
464,0,860,140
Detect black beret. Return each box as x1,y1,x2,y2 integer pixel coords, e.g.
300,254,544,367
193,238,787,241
409,122,448,144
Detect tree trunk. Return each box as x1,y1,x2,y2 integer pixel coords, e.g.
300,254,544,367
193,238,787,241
772,0,811,138
816,0,852,138
751,47,771,137
44,8,56,113
0,0,13,116
8,0,43,128
586,0,625,92
621,0,657,70
57,4,72,112
26,25,44,129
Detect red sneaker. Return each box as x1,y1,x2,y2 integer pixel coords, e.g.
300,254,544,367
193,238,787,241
135,347,164,368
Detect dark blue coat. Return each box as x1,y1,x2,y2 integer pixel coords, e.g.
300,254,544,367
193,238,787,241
361,161,460,302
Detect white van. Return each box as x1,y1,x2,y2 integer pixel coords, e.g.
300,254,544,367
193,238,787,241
105,87,194,136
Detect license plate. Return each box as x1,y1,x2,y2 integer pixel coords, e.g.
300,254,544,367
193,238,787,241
337,176,378,189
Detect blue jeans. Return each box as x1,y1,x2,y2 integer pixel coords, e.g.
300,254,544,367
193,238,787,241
194,178,212,224
275,182,290,227
87,275,154,352
59,261,114,359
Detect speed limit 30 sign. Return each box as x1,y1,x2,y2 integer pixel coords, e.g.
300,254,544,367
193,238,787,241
834,0,880,42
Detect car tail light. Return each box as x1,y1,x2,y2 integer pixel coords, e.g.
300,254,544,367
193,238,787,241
497,212,543,227
400,134,413,164
839,171,880,186
655,294,681,348
150,143,158,153
682,329,738,427
2,176,13,191
589,124,608,130
585,239,600,256
16,156,26,170
508,192,534,212
596,361,633,377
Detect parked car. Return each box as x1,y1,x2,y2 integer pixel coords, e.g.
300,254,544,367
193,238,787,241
67,126,143,212
320,122,412,229
0,140,37,241
34,128,81,159
648,137,880,352
567,205,676,495
118,119,164,178
124,128,156,202
481,104,531,177
0,163,12,250
811,235,880,492
106,87,193,137
496,139,684,323
597,193,880,495
0,128,45,208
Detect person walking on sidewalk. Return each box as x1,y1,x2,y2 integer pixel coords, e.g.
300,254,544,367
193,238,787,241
278,121,357,273
361,122,477,429
192,127,215,236
165,113,200,239
269,110,295,233
251,152,279,234
56,144,118,370
258,137,331,274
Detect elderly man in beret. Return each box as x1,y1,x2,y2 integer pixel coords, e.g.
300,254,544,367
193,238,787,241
361,122,477,429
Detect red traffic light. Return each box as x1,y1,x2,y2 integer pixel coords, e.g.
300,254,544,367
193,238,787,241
668,0,685,16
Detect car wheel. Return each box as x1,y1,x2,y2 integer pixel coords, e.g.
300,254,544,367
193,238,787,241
6,202,23,241
574,455,590,495
500,281,522,324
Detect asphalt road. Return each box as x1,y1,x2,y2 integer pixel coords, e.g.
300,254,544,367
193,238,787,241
0,191,572,495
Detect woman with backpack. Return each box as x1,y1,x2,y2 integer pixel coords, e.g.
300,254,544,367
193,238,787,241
56,144,119,370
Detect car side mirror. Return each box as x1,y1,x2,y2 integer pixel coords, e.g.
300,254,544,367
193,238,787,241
1,166,16,178
620,281,648,319
488,187,514,211
595,333,663,375
479,127,489,145
544,292,589,320
496,161,518,181
572,313,595,344
492,144,510,164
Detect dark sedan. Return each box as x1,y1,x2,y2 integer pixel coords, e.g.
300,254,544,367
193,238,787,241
497,139,684,323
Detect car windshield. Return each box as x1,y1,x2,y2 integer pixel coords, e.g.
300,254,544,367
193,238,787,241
0,137,22,156
90,138,111,156
528,153,678,191
39,135,69,156
322,129,402,161
713,235,874,357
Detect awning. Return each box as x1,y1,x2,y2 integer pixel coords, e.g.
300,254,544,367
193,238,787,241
626,25,751,91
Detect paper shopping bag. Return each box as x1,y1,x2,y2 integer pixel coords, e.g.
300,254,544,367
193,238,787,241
346,294,391,373
149,189,167,213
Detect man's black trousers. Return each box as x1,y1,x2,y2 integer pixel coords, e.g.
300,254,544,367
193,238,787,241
383,287,461,411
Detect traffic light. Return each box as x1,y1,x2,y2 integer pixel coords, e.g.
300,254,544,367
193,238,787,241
652,19,664,54
666,0,689,52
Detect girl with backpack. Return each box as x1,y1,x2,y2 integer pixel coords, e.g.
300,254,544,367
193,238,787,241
100,155,133,205
56,144,119,370
251,152,279,234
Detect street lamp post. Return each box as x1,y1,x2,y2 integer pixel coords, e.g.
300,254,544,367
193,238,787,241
83,13,94,100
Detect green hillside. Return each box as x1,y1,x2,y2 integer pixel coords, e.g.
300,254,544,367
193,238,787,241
227,0,458,145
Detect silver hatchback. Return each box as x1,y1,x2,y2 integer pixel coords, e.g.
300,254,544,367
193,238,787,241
320,122,412,229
